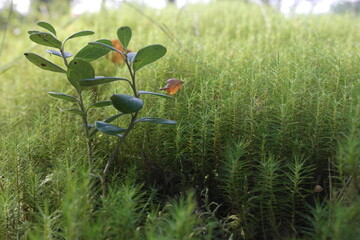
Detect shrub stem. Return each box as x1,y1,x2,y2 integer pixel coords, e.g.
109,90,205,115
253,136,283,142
78,92,93,166
60,46,93,167
102,112,138,176
102,56,138,177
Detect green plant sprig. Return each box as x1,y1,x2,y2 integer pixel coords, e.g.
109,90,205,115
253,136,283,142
24,23,178,181
84,26,177,177
24,21,114,166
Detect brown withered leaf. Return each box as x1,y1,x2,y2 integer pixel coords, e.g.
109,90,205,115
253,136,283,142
110,39,132,65
160,78,184,95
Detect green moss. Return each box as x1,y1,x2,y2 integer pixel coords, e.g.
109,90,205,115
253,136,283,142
0,2,360,239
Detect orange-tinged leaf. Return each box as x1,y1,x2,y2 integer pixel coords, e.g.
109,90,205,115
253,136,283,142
160,78,184,95
110,39,131,65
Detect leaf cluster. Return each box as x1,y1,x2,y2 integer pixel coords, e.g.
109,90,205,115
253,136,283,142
24,22,177,169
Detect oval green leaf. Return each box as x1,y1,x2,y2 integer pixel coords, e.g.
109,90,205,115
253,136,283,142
28,30,40,34
74,39,112,62
138,91,173,99
117,26,132,51
135,117,177,124
89,100,112,109
133,44,166,72
88,41,123,55
64,31,95,45
24,52,66,73
89,113,124,138
111,94,143,114
104,113,124,123
95,121,126,135
29,32,61,48
46,49,72,58
37,21,57,36
48,92,78,102
62,109,84,116
79,77,129,87
67,59,95,91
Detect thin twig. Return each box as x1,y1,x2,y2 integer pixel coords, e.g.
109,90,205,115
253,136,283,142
255,0,271,30
124,1,193,56
60,47,69,67
78,92,93,166
0,0,13,59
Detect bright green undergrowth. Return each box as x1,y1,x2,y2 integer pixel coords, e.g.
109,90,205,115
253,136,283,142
1,1,360,239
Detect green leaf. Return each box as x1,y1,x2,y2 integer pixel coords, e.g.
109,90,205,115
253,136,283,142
95,121,126,135
74,39,112,62
24,52,66,73
37,21,57,36
28,30,40,34
111,94,143,114
46,49,72,58
89,100,112,109
117,26,132,51
29,32,62,48
89,113,124,138
64,31,95,44
133,44,166,72
79,77,129,87
67,59,95,91
88,41,123,54
48,92,78,102
138,91,173,99
135,117,177,124
62,109,84,116
104,113,124,122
